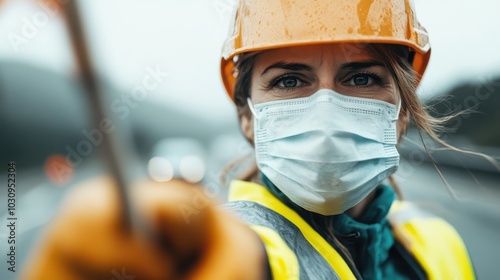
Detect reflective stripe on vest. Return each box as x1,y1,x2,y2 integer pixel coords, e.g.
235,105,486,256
224,200,342,280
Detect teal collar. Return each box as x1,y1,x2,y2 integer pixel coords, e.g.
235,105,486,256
330,185,396,280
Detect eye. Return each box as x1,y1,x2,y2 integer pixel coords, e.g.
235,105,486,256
353,75,369,85
281,77,300,88
270,74,306,91
344,73,381,87
277,76,303,88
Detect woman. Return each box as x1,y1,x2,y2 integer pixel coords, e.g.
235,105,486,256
220,0,475,279
23,0,475,279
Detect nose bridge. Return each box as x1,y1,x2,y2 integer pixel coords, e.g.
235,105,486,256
316,60,336,91
318,79,335,90
315,44,339,91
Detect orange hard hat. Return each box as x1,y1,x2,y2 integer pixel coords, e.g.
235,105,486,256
220,0,431,102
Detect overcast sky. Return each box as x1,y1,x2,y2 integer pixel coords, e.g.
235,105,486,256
1,0,499,123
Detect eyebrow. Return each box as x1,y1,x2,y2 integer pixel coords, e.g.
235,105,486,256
261,62,314,76
260,59,385,76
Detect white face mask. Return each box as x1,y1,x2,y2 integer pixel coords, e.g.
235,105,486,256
248,89,401,215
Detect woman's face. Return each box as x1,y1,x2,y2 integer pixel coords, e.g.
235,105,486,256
241,43,408,141
250,44,398,104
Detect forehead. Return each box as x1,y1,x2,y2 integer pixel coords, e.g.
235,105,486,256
253,44,380,69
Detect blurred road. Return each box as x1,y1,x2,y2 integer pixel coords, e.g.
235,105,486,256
0,159,498,280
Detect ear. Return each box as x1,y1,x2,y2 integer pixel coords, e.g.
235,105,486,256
240,112,254,144
397,108,410,142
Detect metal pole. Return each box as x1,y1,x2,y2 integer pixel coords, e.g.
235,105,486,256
61,0,135,230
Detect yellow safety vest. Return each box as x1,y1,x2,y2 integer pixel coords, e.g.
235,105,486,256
224,180,475,280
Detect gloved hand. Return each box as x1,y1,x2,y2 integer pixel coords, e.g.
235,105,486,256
21,177,266,280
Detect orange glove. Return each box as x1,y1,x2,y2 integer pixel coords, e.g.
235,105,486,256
21,177,266,280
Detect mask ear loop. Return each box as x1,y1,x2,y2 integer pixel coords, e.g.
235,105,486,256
392,98,402,122
247,97,260,120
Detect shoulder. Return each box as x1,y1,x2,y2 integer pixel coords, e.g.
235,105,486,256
389,200,462,244
222,200,303,279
